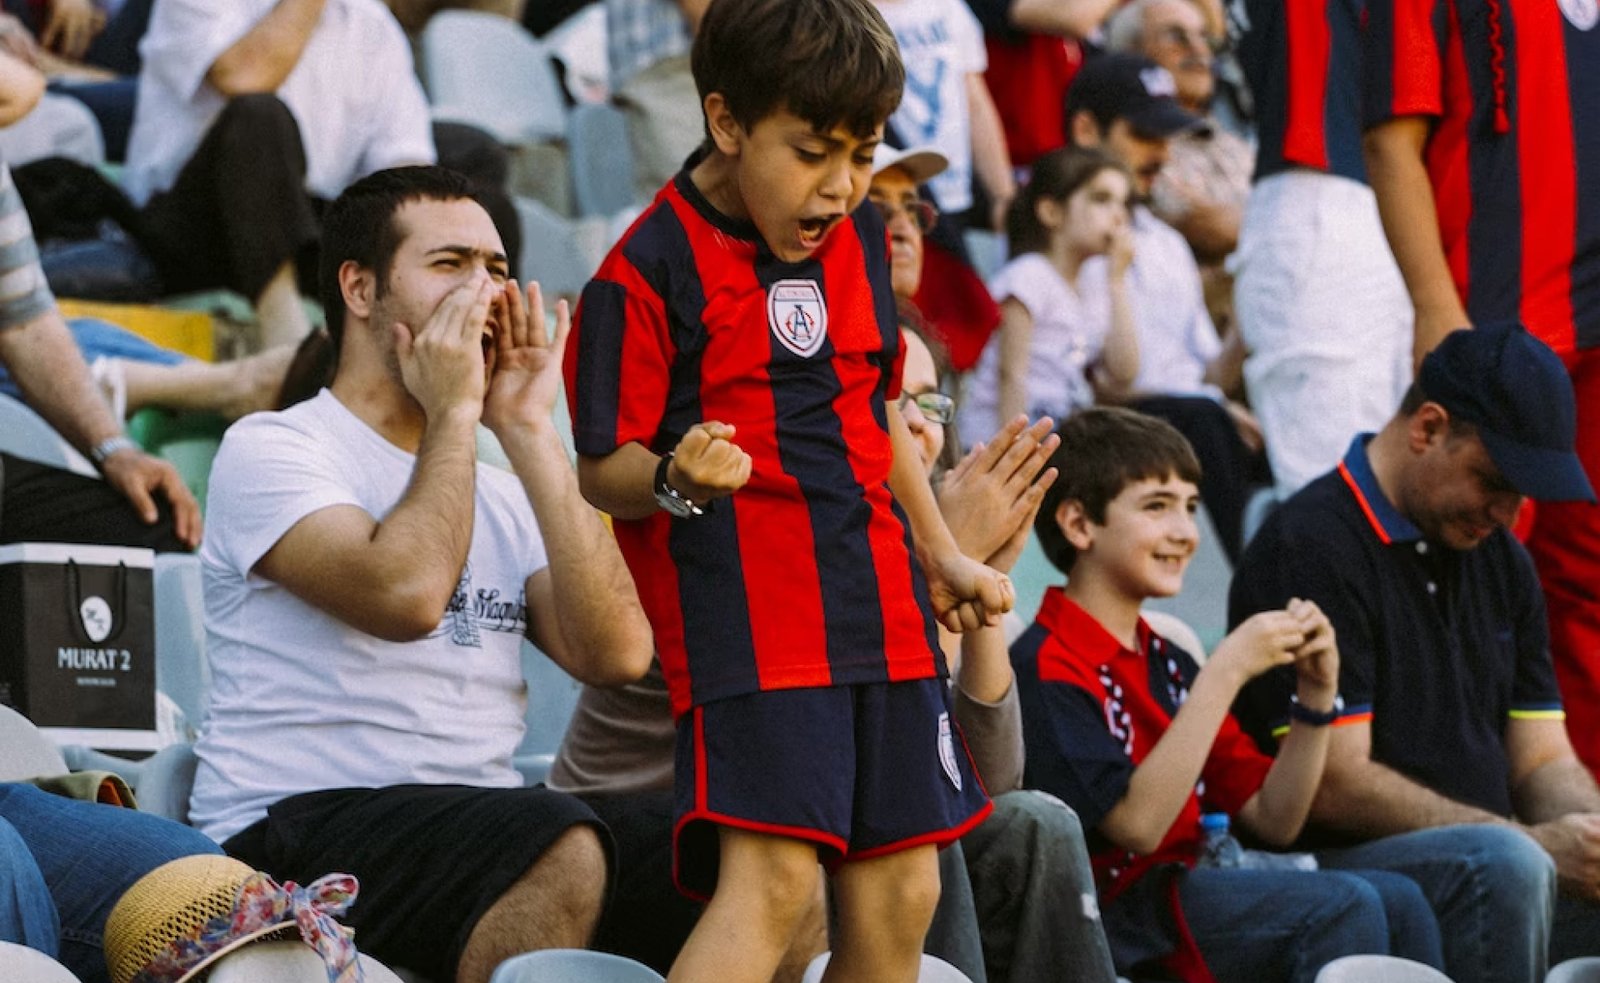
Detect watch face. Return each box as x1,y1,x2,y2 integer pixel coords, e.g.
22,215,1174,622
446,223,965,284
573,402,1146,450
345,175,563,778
655,489,695,518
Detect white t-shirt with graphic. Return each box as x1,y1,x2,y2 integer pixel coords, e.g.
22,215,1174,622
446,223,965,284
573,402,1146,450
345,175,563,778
875,0,985,213
191,390,545,843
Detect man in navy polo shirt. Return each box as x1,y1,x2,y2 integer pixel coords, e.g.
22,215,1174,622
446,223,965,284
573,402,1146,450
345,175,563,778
1231,322,1600,980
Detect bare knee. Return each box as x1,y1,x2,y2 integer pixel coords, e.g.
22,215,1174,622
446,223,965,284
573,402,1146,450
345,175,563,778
716,832,823,936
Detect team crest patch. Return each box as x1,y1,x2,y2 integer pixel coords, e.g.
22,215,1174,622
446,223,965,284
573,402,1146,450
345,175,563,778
1561,0,1599,30
767,279,828,358
937,712,963,791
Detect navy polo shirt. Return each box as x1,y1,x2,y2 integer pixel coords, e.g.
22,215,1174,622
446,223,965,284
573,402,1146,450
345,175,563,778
1230,436,1562,839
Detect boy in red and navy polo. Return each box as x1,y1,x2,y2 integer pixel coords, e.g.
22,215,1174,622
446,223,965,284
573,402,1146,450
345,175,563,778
563,0,1007,979
1013,408,1441,982
1363,0,1600,780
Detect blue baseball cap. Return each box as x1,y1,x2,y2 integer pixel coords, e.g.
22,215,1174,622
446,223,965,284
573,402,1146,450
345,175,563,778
1418,322,1595,503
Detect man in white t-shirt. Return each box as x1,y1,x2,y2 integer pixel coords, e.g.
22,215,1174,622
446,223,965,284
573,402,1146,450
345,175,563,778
193,166,654,983
122,0,436,350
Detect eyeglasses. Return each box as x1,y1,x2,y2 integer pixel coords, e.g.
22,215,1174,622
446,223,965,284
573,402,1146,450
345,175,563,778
1156,24,1220,53
900,391,955,425
871,197,940,235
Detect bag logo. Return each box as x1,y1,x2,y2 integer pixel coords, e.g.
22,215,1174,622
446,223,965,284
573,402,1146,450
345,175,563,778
1560,0,1598,29
79,596,112,643
937,712,962,791
767,279,828,358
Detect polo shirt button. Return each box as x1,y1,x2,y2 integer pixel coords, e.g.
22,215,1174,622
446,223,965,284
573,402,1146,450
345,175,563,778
1426,582,1437,594
1416,542,1428,554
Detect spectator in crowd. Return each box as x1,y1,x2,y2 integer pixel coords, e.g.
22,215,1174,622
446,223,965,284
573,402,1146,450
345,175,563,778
1015,406,1444,983
0,782,223,983
0,65,197,550
567,1,1014,979
121,0,517,353
874,0,1015,231
605,0,706,198
961,0,1114,174
1065,52,1264,563
192,166,654,983
1106,0,1250,268
1231,323,1600,979
1361,0,1600,800
957,146,1138,450
1227,0,1409,497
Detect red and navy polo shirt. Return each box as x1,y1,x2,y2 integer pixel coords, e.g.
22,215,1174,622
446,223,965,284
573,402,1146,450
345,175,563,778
565,166,943,718
1013,588,1273,900
1239,0,1370,184
1230,436,1564,840
1364,0,1600,353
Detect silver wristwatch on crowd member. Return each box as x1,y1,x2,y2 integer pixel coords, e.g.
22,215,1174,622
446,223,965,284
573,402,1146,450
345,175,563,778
654,452,704,518
89,435,140,472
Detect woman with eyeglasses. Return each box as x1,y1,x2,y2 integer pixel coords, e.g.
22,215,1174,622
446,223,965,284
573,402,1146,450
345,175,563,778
957,147,1141,452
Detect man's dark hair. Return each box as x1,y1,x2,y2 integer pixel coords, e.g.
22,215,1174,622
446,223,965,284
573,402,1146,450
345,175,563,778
691,0,904,141
1397,381,1477,441
318,166,482,349
1035,407,1203,575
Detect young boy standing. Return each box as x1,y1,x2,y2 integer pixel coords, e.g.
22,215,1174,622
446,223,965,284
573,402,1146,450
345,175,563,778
564,1,1010,980
1013,407,1443,982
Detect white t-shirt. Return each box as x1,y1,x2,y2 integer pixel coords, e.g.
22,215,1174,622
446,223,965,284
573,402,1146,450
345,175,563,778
875,0,985,213
191,390,546,843
1084,206,1222,398
959,252,1110,448
123,0,436,206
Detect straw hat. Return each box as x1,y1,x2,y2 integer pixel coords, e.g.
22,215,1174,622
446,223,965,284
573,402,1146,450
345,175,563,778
104,855,363,983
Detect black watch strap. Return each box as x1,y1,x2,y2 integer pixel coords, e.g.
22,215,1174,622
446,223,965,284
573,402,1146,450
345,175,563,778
654,452,703,517
1289,693,1344,727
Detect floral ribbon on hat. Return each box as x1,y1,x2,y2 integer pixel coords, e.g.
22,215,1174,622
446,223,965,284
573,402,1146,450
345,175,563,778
132,872,364,983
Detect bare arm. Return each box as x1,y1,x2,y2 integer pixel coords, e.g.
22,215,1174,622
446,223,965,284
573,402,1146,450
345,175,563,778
1093,230,1139,397
0,50,44,125
966,73,1016,231
206,0,327,97
1170,202,1240,266
1363,116,1471,369
995,298,1034,425
1007,0,1119,38
576,420,751,521
485,284,652,686
1505,718,1600,899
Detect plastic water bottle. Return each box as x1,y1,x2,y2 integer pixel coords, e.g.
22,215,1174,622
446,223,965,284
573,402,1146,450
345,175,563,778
1197,812,1243,868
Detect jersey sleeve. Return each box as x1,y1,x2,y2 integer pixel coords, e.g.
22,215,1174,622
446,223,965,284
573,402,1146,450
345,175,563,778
1363,0,1449,128
1020,678,1136,831
1506,538,1564,720
565,245,678,457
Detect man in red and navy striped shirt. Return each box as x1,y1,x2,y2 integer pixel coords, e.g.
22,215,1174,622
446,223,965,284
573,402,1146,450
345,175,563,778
1232,0,1413,496
1363,0,1600,958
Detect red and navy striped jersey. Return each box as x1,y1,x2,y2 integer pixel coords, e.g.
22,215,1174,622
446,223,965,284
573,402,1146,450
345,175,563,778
565,170,944,718
1238,0,1370,183
1364,0,1600,353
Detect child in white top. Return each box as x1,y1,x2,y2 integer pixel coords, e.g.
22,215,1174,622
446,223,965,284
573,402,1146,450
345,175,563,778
959,148,1138,449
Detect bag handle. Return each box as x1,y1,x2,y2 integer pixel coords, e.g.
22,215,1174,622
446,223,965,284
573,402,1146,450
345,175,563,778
63,558,127,645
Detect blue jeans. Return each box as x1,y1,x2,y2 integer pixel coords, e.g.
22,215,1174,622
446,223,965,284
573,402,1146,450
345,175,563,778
1318,824,1556,983
0,784,220,983
1173,866,1441,983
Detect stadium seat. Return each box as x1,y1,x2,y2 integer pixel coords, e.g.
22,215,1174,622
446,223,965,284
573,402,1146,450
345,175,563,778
0,705,69,781
513,639,583,786
206,942,406,983
1549,959,1600,983
489,949,664,983
0,942,80,982
802,953,974,983
0,392,95,475
513,196,593,302
1314,955,1455,982
419,12,567,147
567,103,636,219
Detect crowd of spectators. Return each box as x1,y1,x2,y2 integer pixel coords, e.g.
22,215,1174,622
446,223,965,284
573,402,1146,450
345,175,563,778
1,0,1598,981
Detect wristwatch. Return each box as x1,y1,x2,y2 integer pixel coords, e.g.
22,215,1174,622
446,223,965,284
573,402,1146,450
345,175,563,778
89,435,140,471
654,453,704,518
1289,693,1344,727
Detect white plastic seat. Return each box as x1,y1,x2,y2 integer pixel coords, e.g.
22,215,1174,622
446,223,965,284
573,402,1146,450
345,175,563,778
1314,955,1455,982
0,941,81,982
567,103,636,218
419,12,567,146
0,705,69,781
0,392,94,475
1549,958,1600,983
802,953,974,983
488,948,664,983
205,942,405,982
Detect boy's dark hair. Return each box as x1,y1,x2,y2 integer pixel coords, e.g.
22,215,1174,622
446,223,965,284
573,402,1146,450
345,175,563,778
318,166,482,350
691,0,904,141
1007,146,1132,256
1035,407,1203,575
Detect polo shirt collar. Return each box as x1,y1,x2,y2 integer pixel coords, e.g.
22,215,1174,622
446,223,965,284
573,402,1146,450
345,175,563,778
1036,586,1152,663
1337,434,1422,544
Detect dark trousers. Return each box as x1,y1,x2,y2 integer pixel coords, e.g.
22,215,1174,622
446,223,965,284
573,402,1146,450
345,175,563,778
1130,395,1271,564
0,453,186,553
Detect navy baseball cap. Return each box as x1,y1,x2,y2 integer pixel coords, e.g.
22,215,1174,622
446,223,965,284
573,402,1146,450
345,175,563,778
1418,322,1596,503
1064,53,1210,139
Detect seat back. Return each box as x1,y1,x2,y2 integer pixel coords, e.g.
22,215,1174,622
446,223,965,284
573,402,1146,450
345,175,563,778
802,953,974,983
567,103,636,218
0,392,95,475
419,12,566,145
153,552,209,735
489,949,665,983
0,942,82,982
513,196,593,301
1549,958,1600,983
1313,955,1455,983
0,704,68,781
